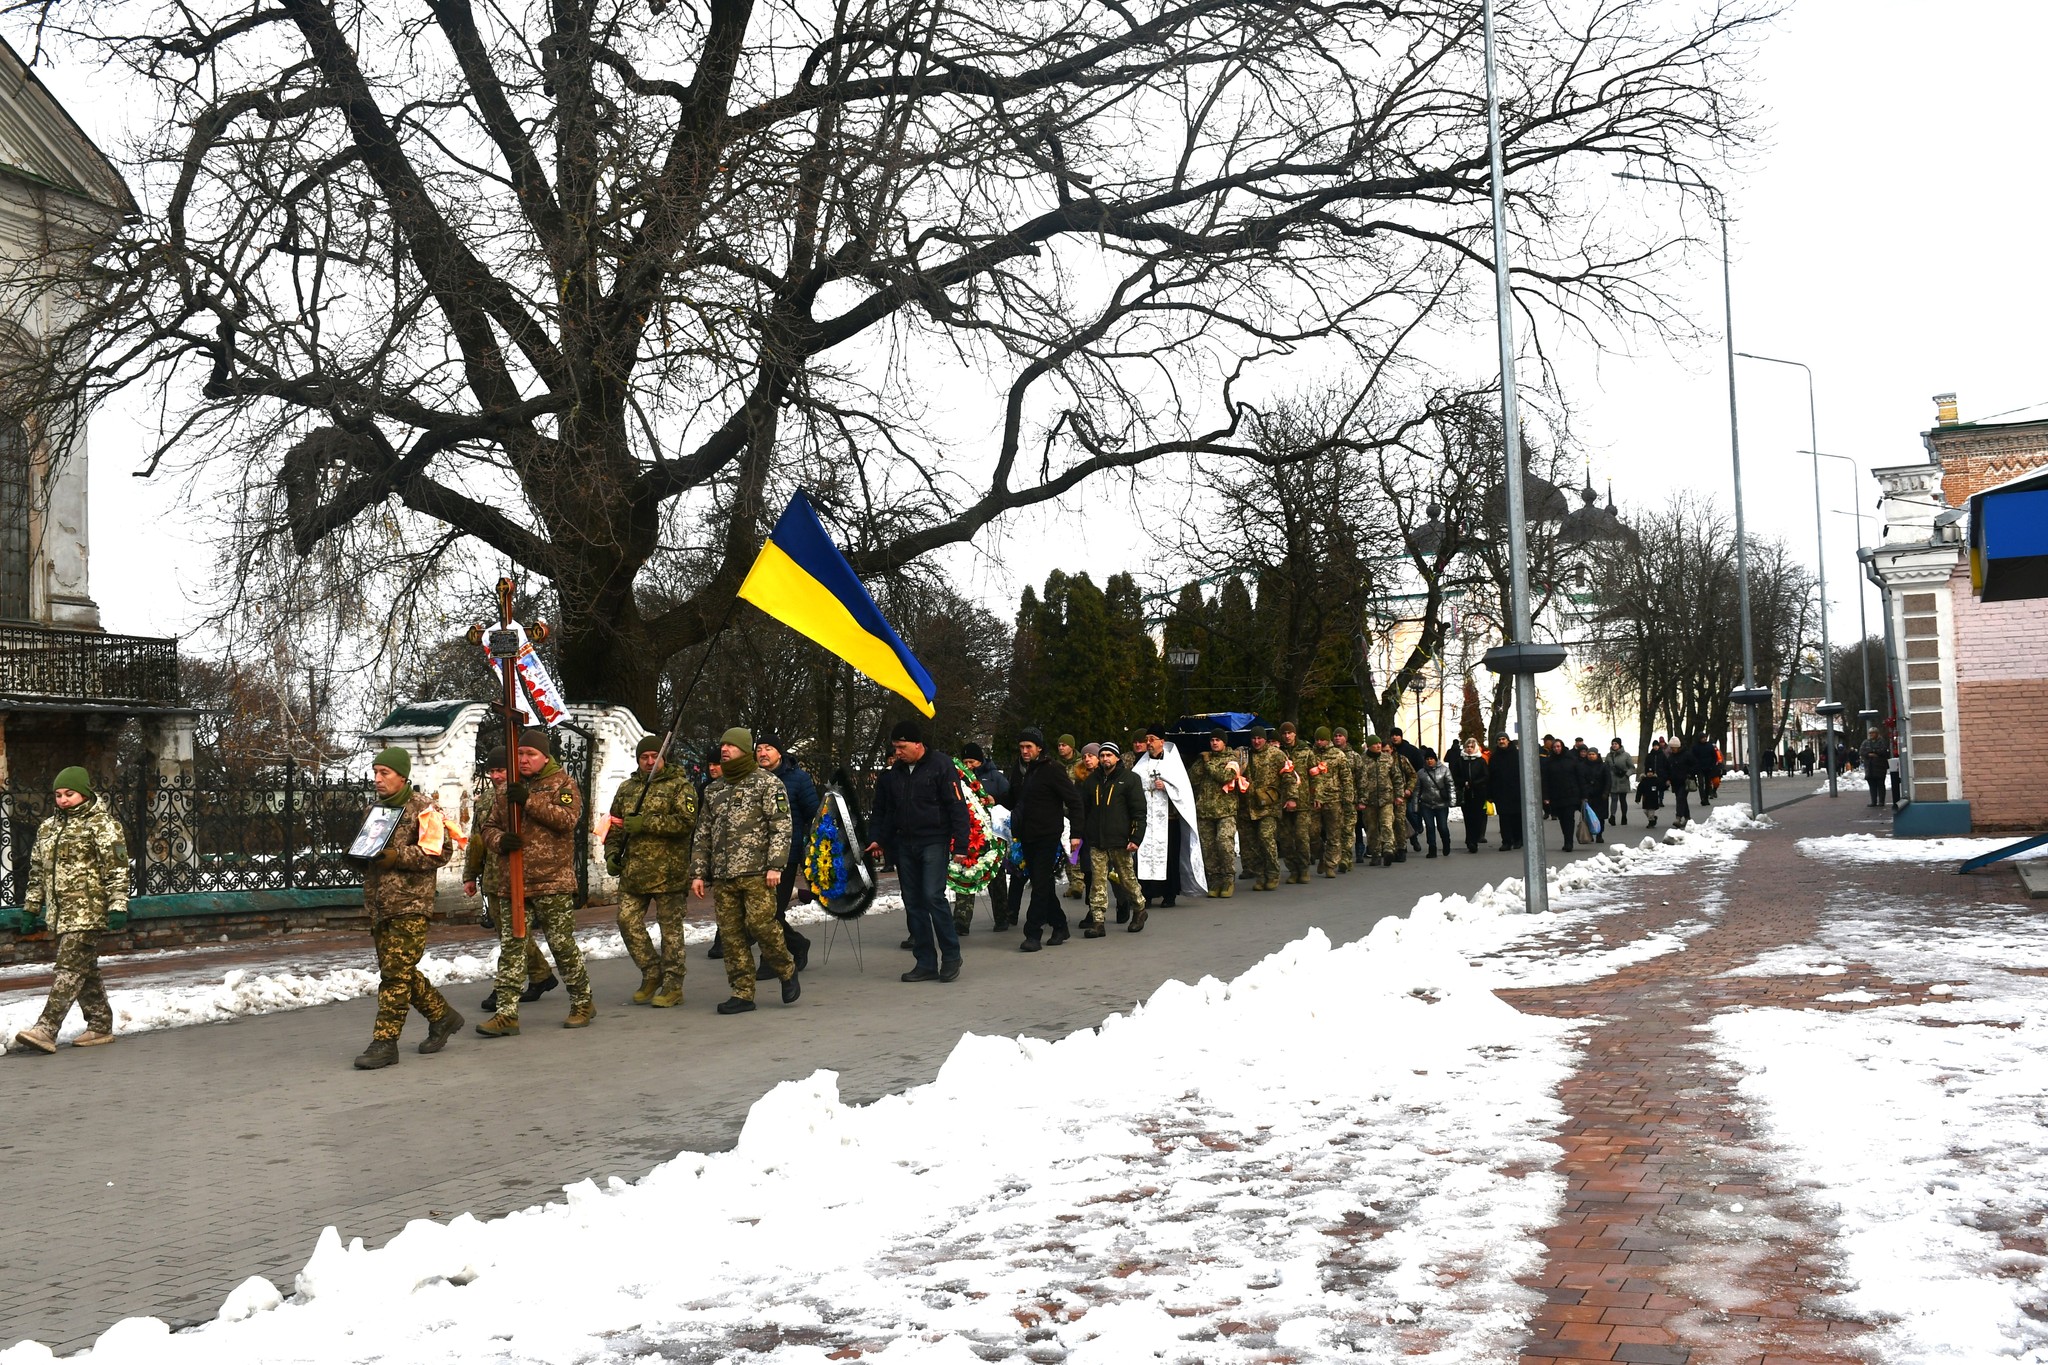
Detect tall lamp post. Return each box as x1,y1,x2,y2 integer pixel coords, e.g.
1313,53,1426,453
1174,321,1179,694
1808,450,1878,722
1737,353,1834,797
1617,168,1765,817
1479,0,1563,914
1166,646,1201,728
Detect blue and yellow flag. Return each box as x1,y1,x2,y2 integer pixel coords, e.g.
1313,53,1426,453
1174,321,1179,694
737,492,938,716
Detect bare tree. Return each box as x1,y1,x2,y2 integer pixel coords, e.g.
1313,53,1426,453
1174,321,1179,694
5,0,1769,721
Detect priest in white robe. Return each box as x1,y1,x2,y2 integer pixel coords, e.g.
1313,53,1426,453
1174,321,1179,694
1132,728,1205,903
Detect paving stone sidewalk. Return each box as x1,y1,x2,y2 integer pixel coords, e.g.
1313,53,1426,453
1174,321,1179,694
1501,790,2030,1365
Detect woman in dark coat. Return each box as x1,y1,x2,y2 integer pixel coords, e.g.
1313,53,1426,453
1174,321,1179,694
1540,739,1586,852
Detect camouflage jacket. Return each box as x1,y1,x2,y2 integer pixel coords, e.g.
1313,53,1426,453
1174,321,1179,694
363,789,452,923
1282,743,1318,808
1330,745,1359,808
1240,743,1294,819
1358,751,1417,805
25,796,130,934
1189,749,1244,819
1306,744,1345,808
606,768,698,895
690,766,792,882
1346,747,1369,807
463,783,507,897
485,760,582,896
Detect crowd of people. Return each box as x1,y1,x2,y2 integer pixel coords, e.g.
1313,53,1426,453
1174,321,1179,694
9,714,1890,1065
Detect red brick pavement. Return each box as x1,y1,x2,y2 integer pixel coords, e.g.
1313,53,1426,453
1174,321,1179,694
1499,797,2027,1365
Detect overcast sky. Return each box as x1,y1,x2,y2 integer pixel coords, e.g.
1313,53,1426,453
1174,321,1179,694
36,0,2048,656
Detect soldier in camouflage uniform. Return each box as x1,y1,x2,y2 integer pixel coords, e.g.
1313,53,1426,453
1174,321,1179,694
1276,722,1316,884
1310,727,1348,878
690,727,800,1014
1331,728,1362,872
352,748,462,1069
477,727,595,1036
1238,727,1292,891
11,766,129,1054
464,749,556,1012
1188,728,1243,898
1358,736,1416,866
607,735,697,1007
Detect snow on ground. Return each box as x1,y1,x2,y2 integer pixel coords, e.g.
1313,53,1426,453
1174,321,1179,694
0,899,877,1048
1796,833,2020,865
0,780,1771,1364
1709,886,2048,1363
5,925,1582,1365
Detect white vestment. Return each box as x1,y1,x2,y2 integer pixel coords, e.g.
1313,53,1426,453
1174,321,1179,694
1132,745,1205,894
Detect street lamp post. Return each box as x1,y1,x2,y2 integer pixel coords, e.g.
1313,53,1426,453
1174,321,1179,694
1808,451,1877,720
1479,0,1561,914
1166,646,1201,728
1617,168,1765,817
1738,353,1833,797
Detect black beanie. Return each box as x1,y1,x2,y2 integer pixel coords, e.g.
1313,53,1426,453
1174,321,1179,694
757,731,785,754
890,719,925,745
1018,726,1046,748
961,742,985,762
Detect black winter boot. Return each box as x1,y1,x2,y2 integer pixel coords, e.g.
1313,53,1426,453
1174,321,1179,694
353,1039,399,1070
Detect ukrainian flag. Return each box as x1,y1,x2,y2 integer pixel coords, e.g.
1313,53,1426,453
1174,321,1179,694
738,492,938,716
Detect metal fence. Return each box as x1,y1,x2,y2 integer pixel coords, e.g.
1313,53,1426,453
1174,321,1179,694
1,765,376,906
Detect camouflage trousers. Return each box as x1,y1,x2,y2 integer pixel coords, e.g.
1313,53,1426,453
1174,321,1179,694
618,891,687,994
36,932,111,1035
1065,853,1085,899
1362,802,1400,859
493,893,592,1018
371,915,453,1042
713,876,795,1001
1280,807,1315,877
1087,847,1139,927
1196,815,1237,895
486,897,554,984
1317,804,1349,875
1239,814,1281,889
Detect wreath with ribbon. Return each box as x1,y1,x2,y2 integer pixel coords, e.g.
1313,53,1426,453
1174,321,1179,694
946,757,1008,896
804,783,878,920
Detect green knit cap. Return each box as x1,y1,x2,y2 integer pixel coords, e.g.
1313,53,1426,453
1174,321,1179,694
1366,735,1384,746
1314,725,1332,741
635,734,664,756
1057,733,1075,750
372,746,412,779
721,726,754,751
52,766,91,798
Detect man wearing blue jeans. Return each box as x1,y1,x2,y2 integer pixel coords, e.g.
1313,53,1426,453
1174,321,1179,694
866,720,974,983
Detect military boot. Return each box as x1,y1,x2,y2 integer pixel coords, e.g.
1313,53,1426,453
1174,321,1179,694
353,1038,399,1070
475,1013,521,1038
650,982,684,1008
1218,884,1234,898
520,974,558,1004
631,968,661,1005
419,1010,465,1055
563,1002,596,1029
12,1025,56,1054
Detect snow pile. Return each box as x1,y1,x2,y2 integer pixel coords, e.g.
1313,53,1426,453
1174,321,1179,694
0,899,877,1048
1710,890,2048,1362
5,924,1579,1365
1796,833,2018,865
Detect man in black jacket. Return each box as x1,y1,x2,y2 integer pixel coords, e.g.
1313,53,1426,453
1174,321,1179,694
1541,738,1585,852
1004,728,1084,943
1387,727,1428,852
865,720,973,983
1448,737,1490,852
1078,740,1148,940
1490,736,1525,851
1689,735,1721,807
1657,740,1693,826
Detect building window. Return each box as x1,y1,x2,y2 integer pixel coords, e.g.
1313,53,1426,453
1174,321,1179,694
0,417,30,620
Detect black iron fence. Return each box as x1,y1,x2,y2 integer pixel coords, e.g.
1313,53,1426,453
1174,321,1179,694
2,765,376,906
0,624,181,705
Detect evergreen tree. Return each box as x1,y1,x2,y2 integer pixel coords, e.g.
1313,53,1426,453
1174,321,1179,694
1460,674,1488,745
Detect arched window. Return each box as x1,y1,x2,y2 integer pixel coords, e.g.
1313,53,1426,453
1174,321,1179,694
0,416,29,619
